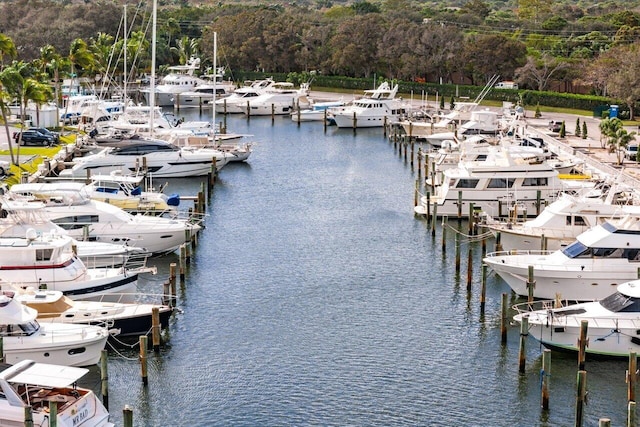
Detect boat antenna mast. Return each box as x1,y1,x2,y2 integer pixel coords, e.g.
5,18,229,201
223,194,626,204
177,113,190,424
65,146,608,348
211,31,217,142
149,0,157,137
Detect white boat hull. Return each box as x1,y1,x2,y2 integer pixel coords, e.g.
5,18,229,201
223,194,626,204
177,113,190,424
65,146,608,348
333,112,400,128
518,309,640,357
3,323,108,366
484,252,632,300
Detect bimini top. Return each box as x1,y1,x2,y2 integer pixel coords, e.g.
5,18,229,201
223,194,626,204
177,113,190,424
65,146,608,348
0,359,88,388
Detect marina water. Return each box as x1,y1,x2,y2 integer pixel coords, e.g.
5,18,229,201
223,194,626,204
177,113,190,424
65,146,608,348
101,112,629,426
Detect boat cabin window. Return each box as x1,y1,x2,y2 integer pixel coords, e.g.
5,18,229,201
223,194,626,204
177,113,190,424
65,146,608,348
592,248,621,257
52,215,99,230
600,291,640,313
112,144,178,156
487,178,515,189
36,248,54,261
562,241,634,259
567,215,587,226
522,177,548,186
455,179,479,189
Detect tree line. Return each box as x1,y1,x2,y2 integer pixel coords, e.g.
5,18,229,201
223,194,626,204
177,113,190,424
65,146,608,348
0,0,639,116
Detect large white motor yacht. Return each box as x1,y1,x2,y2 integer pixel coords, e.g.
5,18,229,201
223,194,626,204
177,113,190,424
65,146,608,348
7,183,201,255
484,215,640,301
140,56,206,107
59,137,231,178
331,82,410,128
214,77,276,114
513,280,640,357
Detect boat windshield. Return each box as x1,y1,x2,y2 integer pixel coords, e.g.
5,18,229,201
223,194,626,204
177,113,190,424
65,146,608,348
562,241,589,258
0,321,40,336
600,292,640,313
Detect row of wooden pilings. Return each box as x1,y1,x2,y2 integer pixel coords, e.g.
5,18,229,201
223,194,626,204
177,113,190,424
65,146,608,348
12,154,219,426
384,128,636,427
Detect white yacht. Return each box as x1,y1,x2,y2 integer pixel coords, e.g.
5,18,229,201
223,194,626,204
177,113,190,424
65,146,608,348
14,287,172,338
291,99,346,123
173,68,236,109
484,215,640,301
0,197,147,268
419,109,501,146
140,56,206,107
0,230,141,300
0,359,114,426
331,82,410,128
0,292,108,366
214,77,276,114
7,183,201,255
241,82,311,116
513,280,640,357
415,144,566,219
485,184,640,251
52,171,181,215
59,137,231,178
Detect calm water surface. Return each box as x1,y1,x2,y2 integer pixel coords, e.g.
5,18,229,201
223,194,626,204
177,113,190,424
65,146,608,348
98,112,630,426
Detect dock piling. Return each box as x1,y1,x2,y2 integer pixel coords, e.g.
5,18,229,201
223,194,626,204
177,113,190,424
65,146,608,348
139,335,148,386
518,315,528,373
578,320,588,371
123,405,134,427
152,307,161,353
541,349,551,410
575,370,587,427
501,293,508,344
101,349,109,409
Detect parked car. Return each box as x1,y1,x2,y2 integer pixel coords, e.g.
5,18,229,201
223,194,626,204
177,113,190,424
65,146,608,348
626,144,638,161
28,127,60,143
548,120,563,133
12,129,56,146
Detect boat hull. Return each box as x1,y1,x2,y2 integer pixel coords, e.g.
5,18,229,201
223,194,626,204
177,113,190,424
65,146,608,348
333,112,401,128
516,310,640,358
3,323,108,366
484,253,632,300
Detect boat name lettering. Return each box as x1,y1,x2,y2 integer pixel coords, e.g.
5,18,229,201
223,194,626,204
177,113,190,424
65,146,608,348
72,408,89,426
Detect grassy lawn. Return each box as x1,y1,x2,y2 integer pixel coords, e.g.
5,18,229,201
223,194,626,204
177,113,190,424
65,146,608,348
0,133,76,186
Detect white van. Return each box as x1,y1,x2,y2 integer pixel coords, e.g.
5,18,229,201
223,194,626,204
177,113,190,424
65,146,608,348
495,81,518,90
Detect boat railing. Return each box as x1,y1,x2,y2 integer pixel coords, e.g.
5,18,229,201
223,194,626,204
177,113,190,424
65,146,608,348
485,249,555,257
83,291,172,306
123,253,156,275
512,299,572,314
81,251,152,271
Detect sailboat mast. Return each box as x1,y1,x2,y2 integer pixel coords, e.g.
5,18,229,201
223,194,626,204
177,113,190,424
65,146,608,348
123,4,127,112
212,31,217,140
149,0,157,137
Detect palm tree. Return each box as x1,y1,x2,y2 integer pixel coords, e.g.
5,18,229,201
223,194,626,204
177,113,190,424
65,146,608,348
0,33,17,165
170,36,200,65
39,44,67,124
62,38,94,123
599,117,623,149
613,128,638,165
0,33,17,68
89,32,115,96
15,77,53,165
